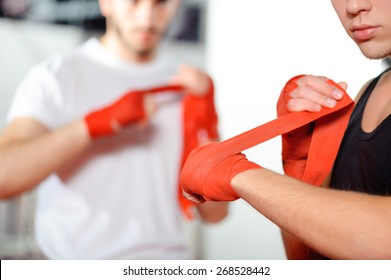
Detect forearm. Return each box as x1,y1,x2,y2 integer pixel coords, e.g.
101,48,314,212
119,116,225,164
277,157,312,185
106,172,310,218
232,168,391,259
0,120,91,198
280,173,333,259
281,230,309,259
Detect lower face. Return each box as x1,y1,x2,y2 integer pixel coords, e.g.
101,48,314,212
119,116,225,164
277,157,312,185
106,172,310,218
111,17,162,58
108,0,177,59
331,0,391,59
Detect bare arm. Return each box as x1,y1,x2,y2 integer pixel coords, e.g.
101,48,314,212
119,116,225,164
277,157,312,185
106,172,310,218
232,168,391,259
278,172,332,259
0,117,91,198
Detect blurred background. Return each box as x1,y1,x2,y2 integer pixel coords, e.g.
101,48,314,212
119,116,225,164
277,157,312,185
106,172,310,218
0,0,386,259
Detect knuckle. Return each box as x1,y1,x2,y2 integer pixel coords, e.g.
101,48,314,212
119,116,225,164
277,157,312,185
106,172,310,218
290,87,305,98
286,100,295,111
287,99,301,112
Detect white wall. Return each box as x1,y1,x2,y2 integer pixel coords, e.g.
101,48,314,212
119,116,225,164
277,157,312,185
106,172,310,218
0,19,86,129
202,0,383,259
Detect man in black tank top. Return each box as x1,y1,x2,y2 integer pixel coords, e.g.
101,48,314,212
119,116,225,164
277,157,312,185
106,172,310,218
331,68,391,196
182,0,391,259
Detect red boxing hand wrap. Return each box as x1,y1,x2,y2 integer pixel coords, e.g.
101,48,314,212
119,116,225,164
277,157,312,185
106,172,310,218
181,75,354,202
83,82,219,218
182,77,219,143
181,143,260,202
179,78,220,214
85,91,146,138
277,75,353,185
277,75,313,180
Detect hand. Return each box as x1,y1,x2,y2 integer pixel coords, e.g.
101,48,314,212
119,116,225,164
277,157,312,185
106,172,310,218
181,143,261,203
286,75,348,112
277,75,349,181
169,65,212,97
84,90,155,138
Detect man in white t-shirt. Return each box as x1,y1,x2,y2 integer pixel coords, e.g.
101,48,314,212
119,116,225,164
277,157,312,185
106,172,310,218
0,0,227,259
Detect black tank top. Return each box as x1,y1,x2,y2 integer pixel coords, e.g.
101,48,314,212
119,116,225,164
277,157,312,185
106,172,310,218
330,68,391,195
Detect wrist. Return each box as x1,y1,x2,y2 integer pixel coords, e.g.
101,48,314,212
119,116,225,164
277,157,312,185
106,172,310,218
231,168,266,193
84,91,146,139
77,119,94,144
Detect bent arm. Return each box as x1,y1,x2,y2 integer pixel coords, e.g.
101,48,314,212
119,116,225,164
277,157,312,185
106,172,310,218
232,168,391,259
276,77,373,259
0,117,91,198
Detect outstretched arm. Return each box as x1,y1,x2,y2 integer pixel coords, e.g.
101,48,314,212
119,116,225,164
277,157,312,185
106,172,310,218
181,74,387,258
232,168,391,259
181,142,391,259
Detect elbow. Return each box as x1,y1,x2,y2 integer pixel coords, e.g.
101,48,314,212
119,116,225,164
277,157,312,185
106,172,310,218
0,173,12,199
0,171,27,200
0,172,7,199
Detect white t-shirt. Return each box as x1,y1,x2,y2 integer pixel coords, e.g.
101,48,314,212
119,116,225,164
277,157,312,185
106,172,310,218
7,38,189,259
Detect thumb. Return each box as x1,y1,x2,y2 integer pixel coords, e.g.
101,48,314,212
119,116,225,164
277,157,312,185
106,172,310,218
168,64,187,85
168,74,181,86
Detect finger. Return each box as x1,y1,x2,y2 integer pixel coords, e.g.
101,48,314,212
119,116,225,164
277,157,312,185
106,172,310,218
137,95,157,127
337,82,348,91
169,65,190,84
172,65,211,96
296,75,345,100
168,74,181,86
290,85,338,108
287,98,322,112
183,190,206,204
144,94,157,117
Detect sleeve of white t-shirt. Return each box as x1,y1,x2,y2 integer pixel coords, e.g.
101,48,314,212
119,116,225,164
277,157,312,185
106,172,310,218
6,63,64,129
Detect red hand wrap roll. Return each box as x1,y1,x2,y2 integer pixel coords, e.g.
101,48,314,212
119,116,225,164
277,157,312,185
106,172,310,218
181,76,354,202
85,91,146,138
85,82,219,219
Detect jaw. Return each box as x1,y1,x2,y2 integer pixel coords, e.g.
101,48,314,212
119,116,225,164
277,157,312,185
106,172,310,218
103,25,161,62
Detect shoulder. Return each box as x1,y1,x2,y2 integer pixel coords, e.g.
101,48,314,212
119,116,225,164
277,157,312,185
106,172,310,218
22,39,100,90
354,79,373,103
26,46,82,80
42,39,99,73
354,68,391,103
16,41,93,98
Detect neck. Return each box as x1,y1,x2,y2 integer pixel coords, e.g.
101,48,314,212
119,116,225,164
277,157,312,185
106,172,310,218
100,33,156,64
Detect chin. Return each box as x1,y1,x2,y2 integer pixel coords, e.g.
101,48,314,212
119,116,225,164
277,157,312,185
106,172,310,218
358,44,391,60
135,47,155,59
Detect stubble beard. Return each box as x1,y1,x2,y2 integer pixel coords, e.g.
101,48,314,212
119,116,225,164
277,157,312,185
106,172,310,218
113,22,159,61
357,40,391,60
